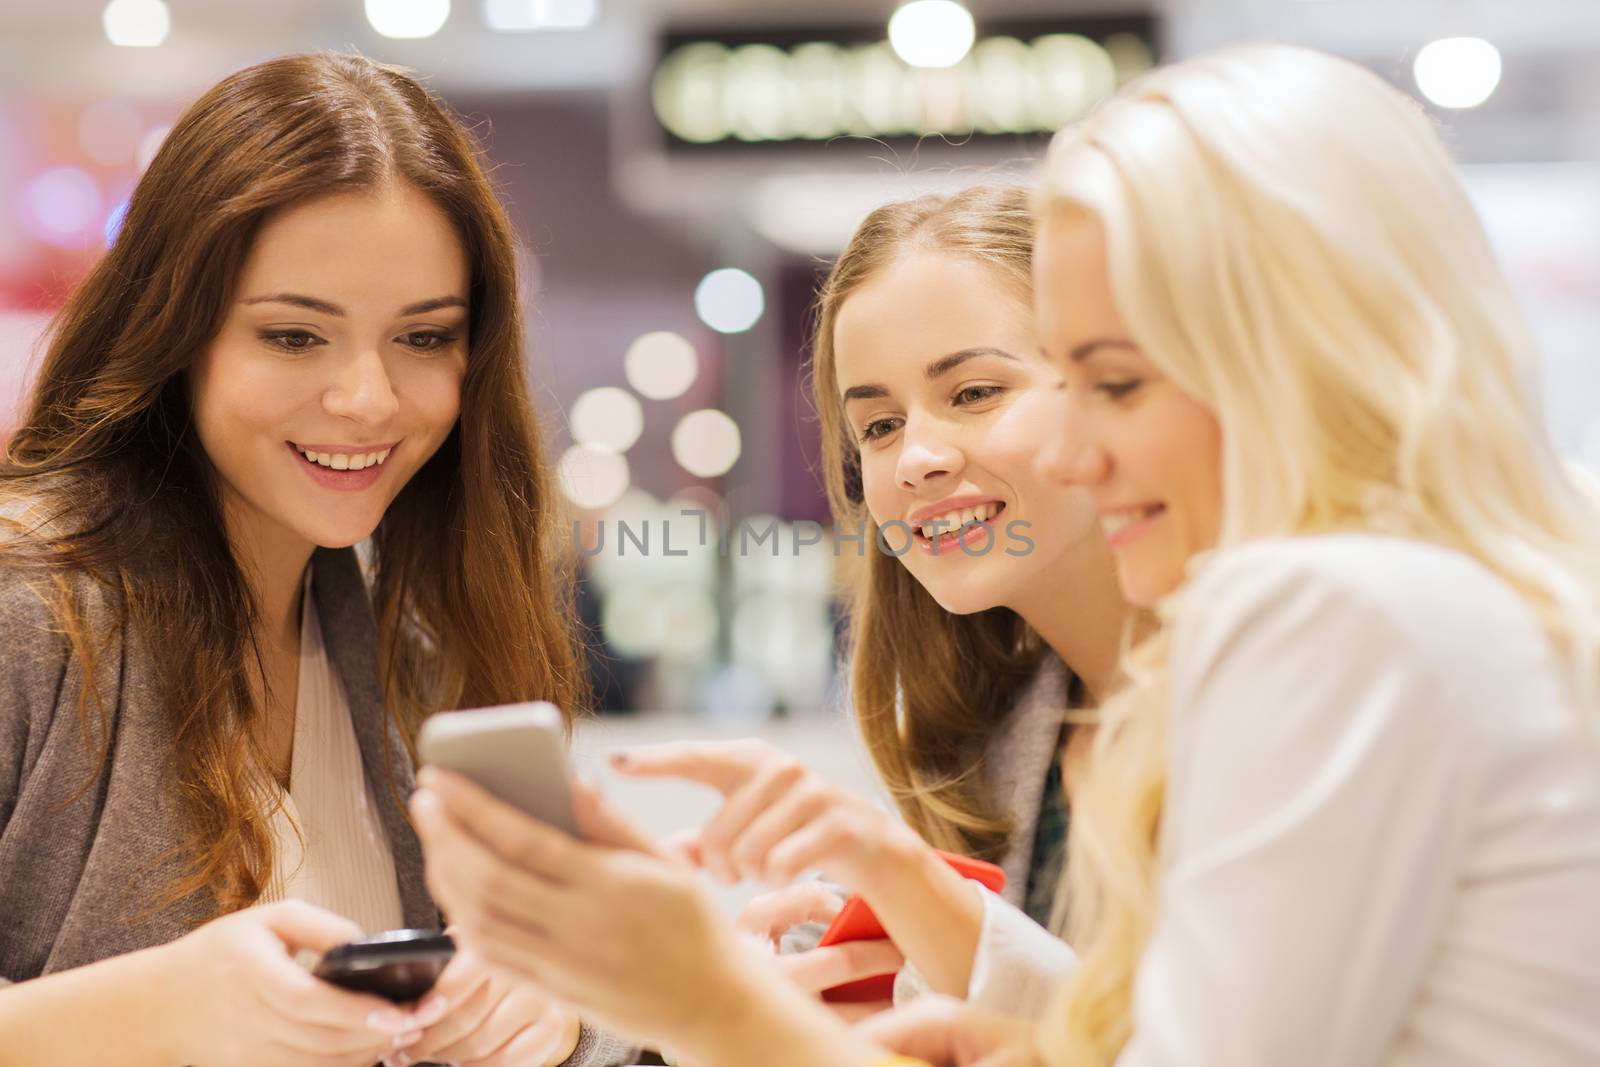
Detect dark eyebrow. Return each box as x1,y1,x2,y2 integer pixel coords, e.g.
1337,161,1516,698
841,383,890,403
925,346,1017,381
841,346,1017,404
240,293,468,317
1069,338,1138,363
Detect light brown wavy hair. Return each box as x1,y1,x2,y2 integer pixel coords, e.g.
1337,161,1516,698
809,185,1048,861
0,52,586,920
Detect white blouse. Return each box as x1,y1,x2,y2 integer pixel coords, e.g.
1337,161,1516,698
1111,534,1600,1065
260,572,404,934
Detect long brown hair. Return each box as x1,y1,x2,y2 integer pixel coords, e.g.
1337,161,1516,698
0,52,586,918
809,185,1047,861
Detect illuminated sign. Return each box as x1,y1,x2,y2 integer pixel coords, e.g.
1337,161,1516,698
652,17,1157,148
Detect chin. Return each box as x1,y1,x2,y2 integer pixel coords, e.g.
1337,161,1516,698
301,519,384,551
923,581,1006,617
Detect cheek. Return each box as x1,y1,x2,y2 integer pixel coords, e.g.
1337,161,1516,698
395,357,466,434
192,344,306,447
857,448,901,526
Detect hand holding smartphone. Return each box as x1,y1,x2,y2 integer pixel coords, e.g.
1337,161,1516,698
312,928,455,1002
416,700,577,834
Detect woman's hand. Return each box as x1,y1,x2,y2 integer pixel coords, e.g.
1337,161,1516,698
609,739,928,894
855,995,1045,1067
736,883,905,1021
386,945,580,1067
158,900,425,1067
410,767,763,1050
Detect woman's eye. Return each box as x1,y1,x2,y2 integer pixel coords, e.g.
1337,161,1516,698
400,331,455,352
260,330,322,353
954,384,1002,406
1097,379,1142,399
860,417,901,443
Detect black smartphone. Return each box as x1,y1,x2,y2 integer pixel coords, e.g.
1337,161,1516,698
312,928,455,1002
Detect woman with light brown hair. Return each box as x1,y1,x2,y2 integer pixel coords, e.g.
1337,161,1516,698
0,51,626,1067
609,185,1135,1012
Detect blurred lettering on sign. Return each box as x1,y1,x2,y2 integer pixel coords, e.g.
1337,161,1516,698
651,17,1157,148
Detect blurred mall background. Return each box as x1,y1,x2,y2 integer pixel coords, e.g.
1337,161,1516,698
1,0,1597,747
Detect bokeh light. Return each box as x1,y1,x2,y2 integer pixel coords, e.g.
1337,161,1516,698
103,199,130,248
624,330,698,399
1414,37,1502,109
102,0,171,47
25,167,103,248
483,0,597,31
366,0,451,39
888,1,976,69
671,409,742,478
570,386,644,452
558,444,631,510
694,268,764,334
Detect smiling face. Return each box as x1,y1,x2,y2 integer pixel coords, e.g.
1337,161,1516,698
1031,210,1224,607
191,182,469,567
833,251,1099,615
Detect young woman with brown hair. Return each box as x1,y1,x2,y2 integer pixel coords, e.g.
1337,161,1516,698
610,186,1135,1012
0,52,624,1067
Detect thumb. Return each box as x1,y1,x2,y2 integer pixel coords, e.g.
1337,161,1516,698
257,900,365,955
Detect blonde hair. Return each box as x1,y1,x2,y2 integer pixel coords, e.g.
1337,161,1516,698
810,185,1047,859
1032,43,1600,1064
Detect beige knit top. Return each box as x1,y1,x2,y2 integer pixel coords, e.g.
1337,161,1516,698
259,571,403,933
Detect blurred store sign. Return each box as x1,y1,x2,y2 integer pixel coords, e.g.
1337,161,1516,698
650,17,1157,149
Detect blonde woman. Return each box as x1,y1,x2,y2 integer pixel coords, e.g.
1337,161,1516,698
413,42,1600,1067
610,186,1131,1013
870,41,1600,1067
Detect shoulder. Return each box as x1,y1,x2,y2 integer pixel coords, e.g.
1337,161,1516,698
1177,533,1539,660
1168,534,1568,742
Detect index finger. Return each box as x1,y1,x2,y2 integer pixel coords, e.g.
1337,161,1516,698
606,739,771,793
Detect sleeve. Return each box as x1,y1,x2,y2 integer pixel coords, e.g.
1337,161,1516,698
891,886,1077,1019
964,888,1078,1018
556,1021,642,1067
0,567,75,990
1116,548,1478,1067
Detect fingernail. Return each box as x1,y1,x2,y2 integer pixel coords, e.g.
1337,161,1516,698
414,994,449,1027
411,789,439,817
392,1030,422,1049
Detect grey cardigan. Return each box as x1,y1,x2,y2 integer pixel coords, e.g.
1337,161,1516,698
0,546,436,981
0,545,628,1067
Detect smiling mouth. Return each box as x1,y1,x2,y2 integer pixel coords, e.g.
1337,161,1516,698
912,501,1006,550
1101,504,1165,545
288,443,394,472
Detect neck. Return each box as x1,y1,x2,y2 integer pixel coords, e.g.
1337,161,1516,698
220,495,314,651
1008,534,1148,706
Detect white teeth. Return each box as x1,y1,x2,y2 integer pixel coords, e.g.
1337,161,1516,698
294,445,392,470
917,503,1002,539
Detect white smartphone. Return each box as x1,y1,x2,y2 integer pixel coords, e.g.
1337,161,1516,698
416,701,578,836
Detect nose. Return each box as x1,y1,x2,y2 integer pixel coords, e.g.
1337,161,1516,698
1034,388,1109,487
323,347,400,426
894,414,963,491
